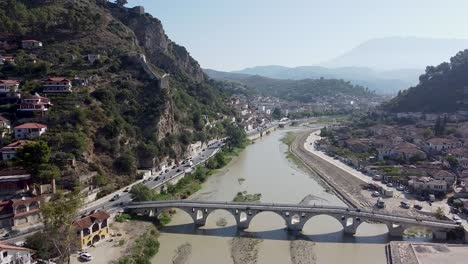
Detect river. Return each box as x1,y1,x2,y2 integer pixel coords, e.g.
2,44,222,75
152,128,389,264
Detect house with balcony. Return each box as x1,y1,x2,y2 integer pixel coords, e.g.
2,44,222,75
0,168,31,199
0,140,32,160
377,142,427,162
408,176,448,194
14,123,47,139
18,94,52,113
0,243,33,264
426,137,461,152
9,196,42,231
21,39,42,49
0,80,19,93
73,210,110,249
42,77,72,93
0,56,15,65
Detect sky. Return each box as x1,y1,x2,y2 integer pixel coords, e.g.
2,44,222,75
127,0,468,71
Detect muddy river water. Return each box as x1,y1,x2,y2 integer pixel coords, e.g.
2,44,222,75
152,128,389,264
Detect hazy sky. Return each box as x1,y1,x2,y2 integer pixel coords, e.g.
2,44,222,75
128,0,468,71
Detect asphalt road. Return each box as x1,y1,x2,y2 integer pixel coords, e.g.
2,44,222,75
81,140,225,214
2,139,225,244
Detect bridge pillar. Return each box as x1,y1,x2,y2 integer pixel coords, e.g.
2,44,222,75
343,217,359,235
387,223,405,237
235,210,253,230
433,230,447,241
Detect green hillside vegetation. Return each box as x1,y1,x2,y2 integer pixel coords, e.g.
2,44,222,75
207,73,375,103
0,0,232,192
383,49,468,112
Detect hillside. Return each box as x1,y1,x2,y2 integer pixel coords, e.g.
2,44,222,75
204,70,376,103
324,37,468,70
383,49,468,113
232,65,422,94
0,0,232,192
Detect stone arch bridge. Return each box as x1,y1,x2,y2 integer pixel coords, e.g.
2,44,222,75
125,200,459,240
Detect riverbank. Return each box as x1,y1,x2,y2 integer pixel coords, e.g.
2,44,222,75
290,130,368,208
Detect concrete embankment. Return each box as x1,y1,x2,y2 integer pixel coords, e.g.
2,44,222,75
290,130,369,208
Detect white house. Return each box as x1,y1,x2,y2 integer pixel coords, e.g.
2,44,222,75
42,77,72,93
0,80,19,93
0,243,32,264
14,123,47,139
86,54,101,64
0,140,32,160
426,138,461,151
18,94,52,113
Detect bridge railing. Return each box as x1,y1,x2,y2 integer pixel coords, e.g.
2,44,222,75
125,200,457,226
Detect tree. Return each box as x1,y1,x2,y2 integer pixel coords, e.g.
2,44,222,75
272,108,282,120
447,156,459,169
114,154,136,175
41,191,82,263
225,123,247,149
115,0,128,6
130,183,156,202
15,141,51,172
435,207,445,220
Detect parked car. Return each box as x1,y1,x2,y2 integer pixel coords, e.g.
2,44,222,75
123,188,130,192
165,169,169,173
172,166,176,169
400,201,410,209
371,191,380,197
154,176,160,181
110,194,120,202
396,185,405,191
386,183,393,187
176,169,181,172
414,204,423,210
79,252,93,261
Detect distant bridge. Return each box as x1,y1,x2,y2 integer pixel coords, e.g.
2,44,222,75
125,200,459,240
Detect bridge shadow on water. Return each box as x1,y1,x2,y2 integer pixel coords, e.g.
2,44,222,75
159,223,393,244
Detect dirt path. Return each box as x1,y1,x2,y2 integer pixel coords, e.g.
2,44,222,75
290,130,368,208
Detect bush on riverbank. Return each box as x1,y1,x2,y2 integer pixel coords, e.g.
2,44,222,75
233,191,262,202
116,227,160,264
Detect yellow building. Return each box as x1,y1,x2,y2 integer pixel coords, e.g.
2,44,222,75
73,210,110,249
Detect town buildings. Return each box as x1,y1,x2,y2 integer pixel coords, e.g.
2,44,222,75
73,210,111,249
0,243,33,264
0,140,32,160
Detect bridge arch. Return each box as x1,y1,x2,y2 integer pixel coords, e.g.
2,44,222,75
353,219,389,237
152,207,197,224
204,209,237,228
301,214,344,235
247,211,288,231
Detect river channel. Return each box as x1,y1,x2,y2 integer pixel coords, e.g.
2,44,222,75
152,128,388,264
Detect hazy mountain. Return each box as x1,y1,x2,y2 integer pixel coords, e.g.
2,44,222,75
324,37,468,69
231,65,422,94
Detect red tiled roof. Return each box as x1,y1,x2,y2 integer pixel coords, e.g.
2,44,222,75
14,123,47,129
12,196,41,207
73,210,110,230
0,242,33,252
45,77,70,82
0,115,9,122
0,140,33,151
0,80,19,84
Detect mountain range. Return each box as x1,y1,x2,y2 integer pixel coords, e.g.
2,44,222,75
207,37,468,95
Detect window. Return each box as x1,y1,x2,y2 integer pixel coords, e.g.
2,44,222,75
16,204,27,213
2,251,7,258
